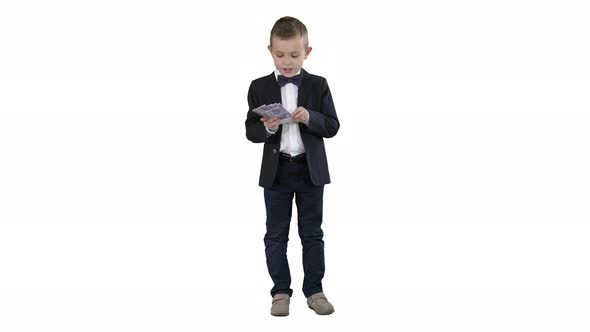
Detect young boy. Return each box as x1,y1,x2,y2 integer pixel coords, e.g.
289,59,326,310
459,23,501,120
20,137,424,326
245,16,340,316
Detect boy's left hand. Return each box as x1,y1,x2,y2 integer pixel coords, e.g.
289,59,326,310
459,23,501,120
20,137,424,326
291,107,310,124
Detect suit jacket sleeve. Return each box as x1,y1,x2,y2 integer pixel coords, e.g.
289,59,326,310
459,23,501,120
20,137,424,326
245,81,273,143
303,78,340,138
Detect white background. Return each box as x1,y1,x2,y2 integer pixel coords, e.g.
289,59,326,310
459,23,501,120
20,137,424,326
1,0,589,331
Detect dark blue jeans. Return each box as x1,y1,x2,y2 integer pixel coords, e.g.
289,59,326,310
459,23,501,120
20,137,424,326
264,158,325,298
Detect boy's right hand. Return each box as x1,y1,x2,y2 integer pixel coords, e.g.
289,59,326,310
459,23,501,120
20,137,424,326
261,117,279,131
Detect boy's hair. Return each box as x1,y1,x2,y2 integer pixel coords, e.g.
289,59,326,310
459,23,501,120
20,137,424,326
270,16,309,47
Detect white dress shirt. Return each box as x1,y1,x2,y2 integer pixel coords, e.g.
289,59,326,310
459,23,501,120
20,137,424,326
266,69,306,157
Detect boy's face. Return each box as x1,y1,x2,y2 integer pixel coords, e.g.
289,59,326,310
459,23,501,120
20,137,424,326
268,35,312,77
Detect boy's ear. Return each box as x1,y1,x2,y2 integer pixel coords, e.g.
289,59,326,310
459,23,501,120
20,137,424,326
304,46,313,59
268,45,272,53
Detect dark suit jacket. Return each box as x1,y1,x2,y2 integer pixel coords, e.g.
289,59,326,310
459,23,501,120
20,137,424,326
245,69,340,188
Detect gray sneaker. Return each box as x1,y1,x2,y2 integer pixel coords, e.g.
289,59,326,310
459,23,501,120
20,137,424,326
307,292,335,315
271,294,290,316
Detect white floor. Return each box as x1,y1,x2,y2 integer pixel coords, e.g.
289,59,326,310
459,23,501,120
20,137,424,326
1,1,589,330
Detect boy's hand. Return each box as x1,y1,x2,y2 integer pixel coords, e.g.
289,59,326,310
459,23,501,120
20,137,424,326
261,117,279,131
292,107,310,124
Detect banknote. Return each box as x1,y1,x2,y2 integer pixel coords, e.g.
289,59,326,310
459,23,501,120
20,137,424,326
252,103,293,124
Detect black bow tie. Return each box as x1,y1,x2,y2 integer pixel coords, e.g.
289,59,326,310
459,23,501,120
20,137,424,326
277,74,302,87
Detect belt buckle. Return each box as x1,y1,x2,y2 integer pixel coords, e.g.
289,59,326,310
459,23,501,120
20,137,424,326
281,153,295,165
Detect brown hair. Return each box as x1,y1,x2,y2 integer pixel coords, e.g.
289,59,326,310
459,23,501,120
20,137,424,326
270,16,309,47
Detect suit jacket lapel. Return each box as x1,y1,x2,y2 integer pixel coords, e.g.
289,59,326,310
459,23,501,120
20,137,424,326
265,71,282,104
297,68,311,107
263,72,283,138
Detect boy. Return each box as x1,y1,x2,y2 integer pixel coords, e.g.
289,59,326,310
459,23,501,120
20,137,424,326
245,16,340,316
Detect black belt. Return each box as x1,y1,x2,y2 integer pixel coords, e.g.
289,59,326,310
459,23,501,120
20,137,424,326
279,152,307,164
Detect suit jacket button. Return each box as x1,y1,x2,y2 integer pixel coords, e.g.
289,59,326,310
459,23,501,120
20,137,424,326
273,149,277,154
